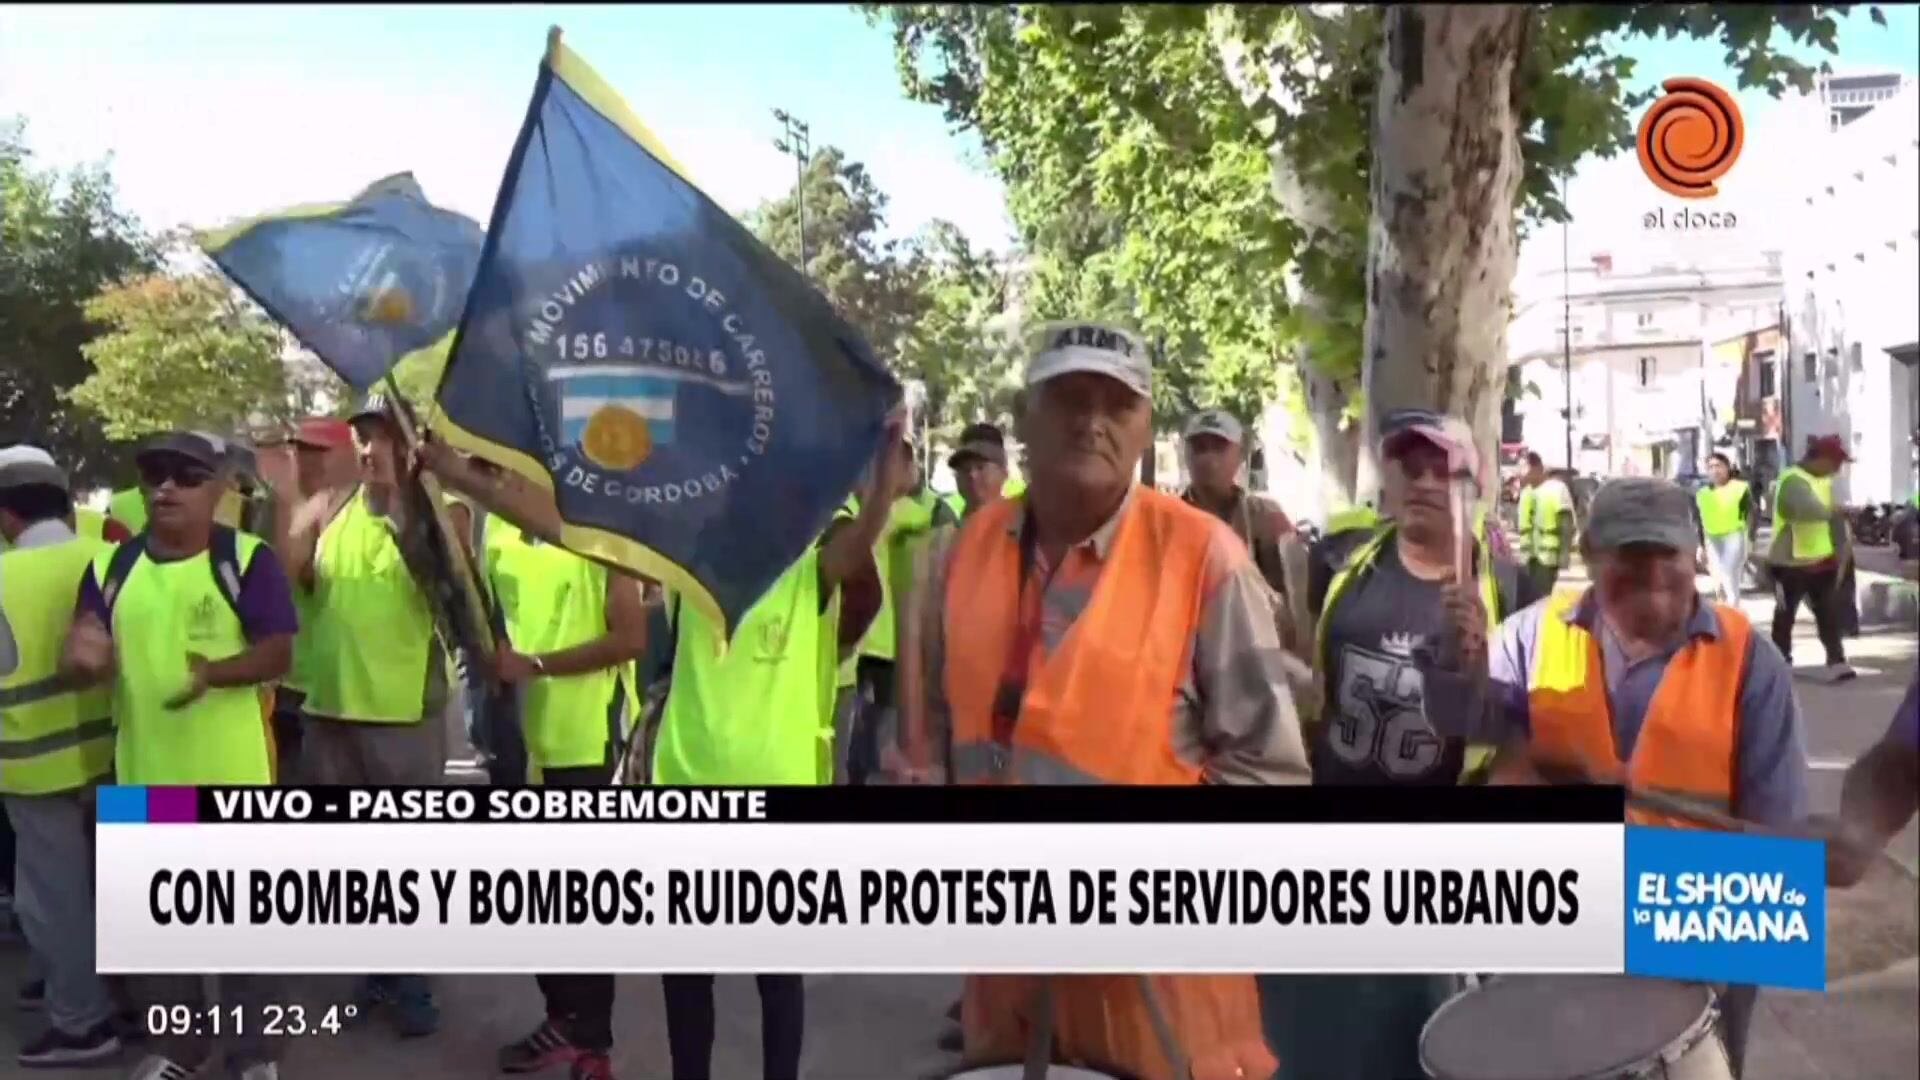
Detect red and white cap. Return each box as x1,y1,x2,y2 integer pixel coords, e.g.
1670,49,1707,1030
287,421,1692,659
1379,408,1486,492
291,417,353,450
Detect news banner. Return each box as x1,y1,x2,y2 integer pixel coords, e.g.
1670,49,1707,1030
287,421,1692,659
93,785,1825,991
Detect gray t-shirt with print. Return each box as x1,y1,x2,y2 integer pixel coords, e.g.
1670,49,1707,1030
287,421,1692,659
1313,543,1469,786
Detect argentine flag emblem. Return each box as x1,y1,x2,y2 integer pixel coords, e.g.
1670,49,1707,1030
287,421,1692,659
550,366,677,471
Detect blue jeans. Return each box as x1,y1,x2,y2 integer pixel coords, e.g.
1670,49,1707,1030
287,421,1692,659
469,679,527,787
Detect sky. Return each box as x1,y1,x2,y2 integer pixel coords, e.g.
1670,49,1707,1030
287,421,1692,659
2,4,1914,272
0,4,1016,249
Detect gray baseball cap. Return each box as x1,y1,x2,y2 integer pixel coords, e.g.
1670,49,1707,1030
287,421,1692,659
1585,477,1696,551
1025,322,1150,399
0,445,68,494
135,431,229,472
1183,410,1244,445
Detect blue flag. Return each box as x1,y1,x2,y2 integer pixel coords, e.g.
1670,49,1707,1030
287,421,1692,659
200,173,485,390
433,35,899,637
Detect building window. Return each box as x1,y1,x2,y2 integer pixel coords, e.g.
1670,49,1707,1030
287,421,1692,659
1850,342,1864,372
1636,311,1655,328
1804,352,1818,382
1638,356,1657,387
1757,352,1777,397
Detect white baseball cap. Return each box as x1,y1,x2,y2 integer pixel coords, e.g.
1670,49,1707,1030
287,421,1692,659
1025,322,1151,399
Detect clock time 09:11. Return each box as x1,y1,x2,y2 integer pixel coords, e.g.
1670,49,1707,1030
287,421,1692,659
146,1003,358,1038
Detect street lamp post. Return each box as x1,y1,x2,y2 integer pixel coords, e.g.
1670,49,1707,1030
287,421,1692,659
772,109,811,276
1561,177,1575,473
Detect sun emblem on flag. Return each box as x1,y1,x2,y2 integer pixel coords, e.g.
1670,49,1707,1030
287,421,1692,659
582,404,655,471
548,366,680,473
361,286,415,325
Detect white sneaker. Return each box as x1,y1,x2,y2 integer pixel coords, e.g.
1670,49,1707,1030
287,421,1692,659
128,1056,195,1080
1826,663,1858,683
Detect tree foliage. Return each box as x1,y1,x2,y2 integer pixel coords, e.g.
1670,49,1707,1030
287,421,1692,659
893,220,1023,439
0,118,158,487
68,270,302,441
868,5,1294,430
866,3,1870,482
391,334,453,414
748,145,924,366
748,146,1016,436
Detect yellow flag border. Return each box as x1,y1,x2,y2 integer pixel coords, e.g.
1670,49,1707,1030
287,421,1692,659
432,410,727,643
544,39,712,203
429,34,738,639
196,172,423,254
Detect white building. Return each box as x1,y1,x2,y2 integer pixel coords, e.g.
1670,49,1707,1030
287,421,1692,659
1776,71,1920,505
1504,254,1784,480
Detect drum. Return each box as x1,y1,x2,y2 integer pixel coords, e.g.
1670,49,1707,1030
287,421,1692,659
1419,975,1732,1080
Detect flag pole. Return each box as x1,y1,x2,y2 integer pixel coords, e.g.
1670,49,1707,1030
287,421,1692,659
547,25,563,65
383,373,498,660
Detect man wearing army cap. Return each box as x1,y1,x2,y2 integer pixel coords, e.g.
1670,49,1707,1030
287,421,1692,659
916,320,1304,1080
1425,475,1807,1080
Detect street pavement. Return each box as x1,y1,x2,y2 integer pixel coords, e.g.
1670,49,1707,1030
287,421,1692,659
3,576,1913,1078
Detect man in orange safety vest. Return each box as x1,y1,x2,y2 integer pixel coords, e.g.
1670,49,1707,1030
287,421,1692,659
909,321,1310,1080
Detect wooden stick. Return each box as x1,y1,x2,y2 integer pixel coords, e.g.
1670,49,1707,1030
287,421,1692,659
1597,774,1886,869
546,25,563,65
382,375,497,658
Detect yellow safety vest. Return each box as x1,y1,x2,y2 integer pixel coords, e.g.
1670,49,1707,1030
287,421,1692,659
484,516,618,775
656,549,832,786
1772,467,1835,563
1314,524,1501,781
1325,506,1380,536
1517,482,1567,561
0,537,115,795
301,489,440,724
107,488,146,535
95,534,274,785
1696,480,1749,538
74,508,109,541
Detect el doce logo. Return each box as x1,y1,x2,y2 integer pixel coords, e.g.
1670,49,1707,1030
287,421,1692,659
1637,77,1745,230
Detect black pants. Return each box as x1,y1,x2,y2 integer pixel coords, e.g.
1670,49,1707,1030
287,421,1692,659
1719,983,1758,1079
1526,560,1561,599
535,758,617,1051
660,973,804,1080
469,670,531,787
1770,565,1847,666
848,657,896,786
270,689,306,784
0,804,14,894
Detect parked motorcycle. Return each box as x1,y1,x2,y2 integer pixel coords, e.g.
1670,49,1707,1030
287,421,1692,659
1893,503,1920,560
1847,502,1901,547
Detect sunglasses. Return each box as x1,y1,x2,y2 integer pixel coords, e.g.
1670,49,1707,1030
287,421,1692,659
139,459,215,490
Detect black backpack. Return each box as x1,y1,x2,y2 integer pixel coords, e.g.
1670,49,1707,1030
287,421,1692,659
98,526,247,620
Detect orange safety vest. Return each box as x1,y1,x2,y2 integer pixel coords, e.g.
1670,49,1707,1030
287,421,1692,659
1525,589,1747,830
944,488,1276,1080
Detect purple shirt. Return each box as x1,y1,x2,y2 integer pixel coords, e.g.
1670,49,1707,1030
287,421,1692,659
78,542,299,643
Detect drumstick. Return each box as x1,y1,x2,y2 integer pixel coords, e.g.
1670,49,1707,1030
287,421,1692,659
1539,755,1886,864
1449,476,1472,585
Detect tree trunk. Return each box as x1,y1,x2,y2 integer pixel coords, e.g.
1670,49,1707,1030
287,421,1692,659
1359,4,1529,508
1215,25,1362,513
